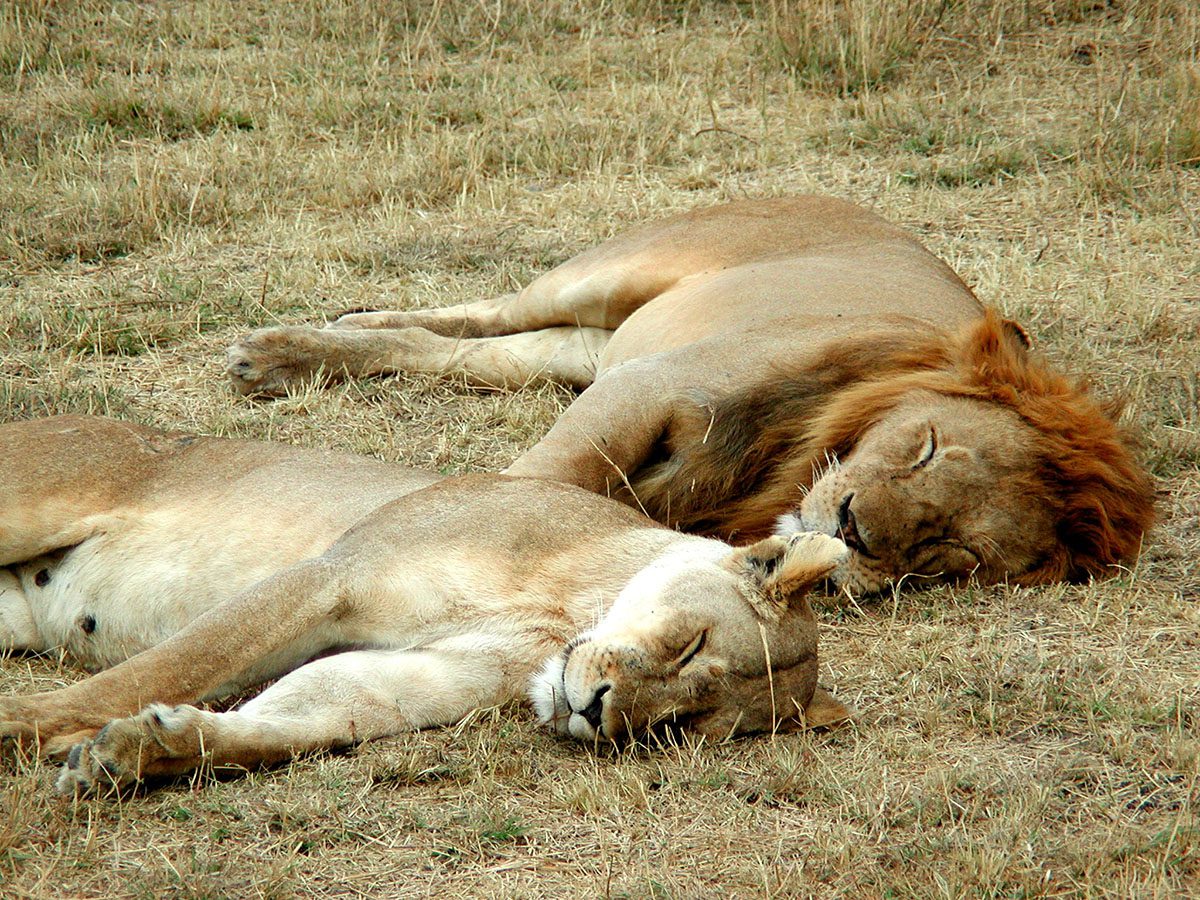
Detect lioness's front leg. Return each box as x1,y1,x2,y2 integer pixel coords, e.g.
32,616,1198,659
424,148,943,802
56,632,539,793
0,558,349,757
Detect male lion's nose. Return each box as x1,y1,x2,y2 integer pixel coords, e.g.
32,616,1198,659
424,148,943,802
578,684,611,731
837,493,877,559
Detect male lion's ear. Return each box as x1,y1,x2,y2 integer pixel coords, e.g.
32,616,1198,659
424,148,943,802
798,686,853,729
725,533,848,619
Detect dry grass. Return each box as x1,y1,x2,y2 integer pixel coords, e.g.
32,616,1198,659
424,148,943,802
1,0,1198,896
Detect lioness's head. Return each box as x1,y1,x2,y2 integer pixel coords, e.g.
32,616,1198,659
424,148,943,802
530,532,851,743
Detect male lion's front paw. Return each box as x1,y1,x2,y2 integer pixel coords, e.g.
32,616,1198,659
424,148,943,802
55,704,206,796
225,326,331,396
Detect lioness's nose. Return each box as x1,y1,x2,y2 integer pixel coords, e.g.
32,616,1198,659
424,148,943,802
578,683,611,731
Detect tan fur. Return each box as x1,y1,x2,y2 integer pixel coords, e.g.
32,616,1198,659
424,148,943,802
223,196,1153,593
0,416,845,794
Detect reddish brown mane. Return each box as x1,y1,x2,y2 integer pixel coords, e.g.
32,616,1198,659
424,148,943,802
627,318,955,534
630,312,1154,584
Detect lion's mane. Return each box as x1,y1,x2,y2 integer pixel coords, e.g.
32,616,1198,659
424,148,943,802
629,313,1154,583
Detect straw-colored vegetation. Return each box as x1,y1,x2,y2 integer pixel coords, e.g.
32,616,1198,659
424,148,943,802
1,0,1197,896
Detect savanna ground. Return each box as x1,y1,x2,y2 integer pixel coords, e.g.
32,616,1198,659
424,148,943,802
1,0,1198,896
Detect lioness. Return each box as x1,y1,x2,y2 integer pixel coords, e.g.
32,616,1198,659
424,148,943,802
0,416,849,794
226,196,1154,594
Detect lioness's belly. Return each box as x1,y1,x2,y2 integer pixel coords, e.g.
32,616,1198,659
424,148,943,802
16,461,442,671
599,251,982,369
17,512,346,671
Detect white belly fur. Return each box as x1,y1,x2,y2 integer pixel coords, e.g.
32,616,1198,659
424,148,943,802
16,504,348,671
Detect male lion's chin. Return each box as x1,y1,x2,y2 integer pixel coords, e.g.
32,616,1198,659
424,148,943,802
832,566,966,598
830,568,892,598
528,655,572,736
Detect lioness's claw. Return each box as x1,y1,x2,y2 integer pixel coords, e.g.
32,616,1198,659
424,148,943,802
55,729,136,796
43,728,102,760
55,737,107,796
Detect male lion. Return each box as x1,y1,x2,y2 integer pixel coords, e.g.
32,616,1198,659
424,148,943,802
225,196,1154,594
0,416,849,794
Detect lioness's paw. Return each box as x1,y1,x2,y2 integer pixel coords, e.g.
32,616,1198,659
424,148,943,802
225,326,328,396
55,704,205,796
0,698,66,753
0,715,37,749
0,699,102,759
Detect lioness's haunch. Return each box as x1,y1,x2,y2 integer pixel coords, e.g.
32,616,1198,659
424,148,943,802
0,416,849,795
226,196,1154,594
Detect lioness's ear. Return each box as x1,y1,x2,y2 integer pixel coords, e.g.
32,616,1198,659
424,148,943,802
798,686,853,729
725,533,848,619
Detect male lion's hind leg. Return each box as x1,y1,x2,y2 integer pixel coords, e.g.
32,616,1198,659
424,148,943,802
227,324,611,395
57,632,531,794
225,325,380,396
229,249,676,395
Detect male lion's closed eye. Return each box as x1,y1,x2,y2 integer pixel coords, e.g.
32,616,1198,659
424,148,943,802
912,425,938,469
